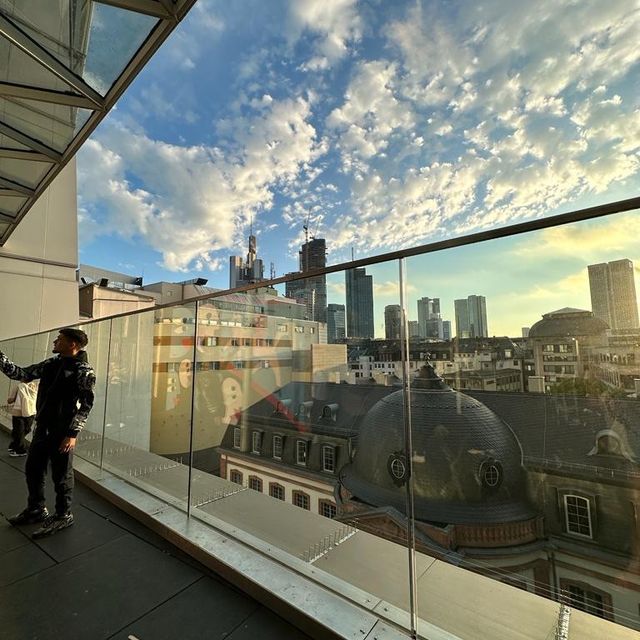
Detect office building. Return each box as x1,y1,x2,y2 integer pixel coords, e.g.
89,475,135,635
455,295,488,338
589,259,639,330
384,305,402,340
442,320,451,341
229,232,265,289
408,320,420,338
417,297,441,338
285,238,327,323
327,304,346,343
346,267,374,338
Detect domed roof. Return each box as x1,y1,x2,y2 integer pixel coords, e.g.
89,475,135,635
340,368,534,525
529,308,609,338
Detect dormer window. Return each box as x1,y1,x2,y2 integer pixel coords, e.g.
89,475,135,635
297,401,313,420
321,404,339,421
296,440,308,466
588,429,632,459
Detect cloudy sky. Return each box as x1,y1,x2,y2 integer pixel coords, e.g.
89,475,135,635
78,0,640,334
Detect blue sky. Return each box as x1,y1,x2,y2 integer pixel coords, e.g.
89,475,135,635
77,0,640,335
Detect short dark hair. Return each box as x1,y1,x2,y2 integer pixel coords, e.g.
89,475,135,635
59,327,89,348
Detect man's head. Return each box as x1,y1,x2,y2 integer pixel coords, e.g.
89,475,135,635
53,328,89,357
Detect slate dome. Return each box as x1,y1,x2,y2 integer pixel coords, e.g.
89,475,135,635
529,307,609,338
340,366,534,525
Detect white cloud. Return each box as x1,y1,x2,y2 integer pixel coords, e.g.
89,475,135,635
288,0,362,67
79,97,325,271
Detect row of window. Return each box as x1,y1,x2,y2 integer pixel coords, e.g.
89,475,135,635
229,470,337,518
277,324,316,334
235,429,337,472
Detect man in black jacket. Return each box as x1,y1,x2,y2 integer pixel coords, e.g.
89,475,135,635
0,327,95,538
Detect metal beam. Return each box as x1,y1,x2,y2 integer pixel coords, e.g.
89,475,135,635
0,210,17,223
0,175,34,196
94,0,172,19
0,14,105,108
157,0,177,17
0,147,52,162
0,122,62,162
0,81,97,109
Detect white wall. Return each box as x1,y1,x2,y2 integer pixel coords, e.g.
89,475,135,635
0,160,79,340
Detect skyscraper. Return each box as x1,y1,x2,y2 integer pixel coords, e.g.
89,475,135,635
408,320,420,338
384,305,402,340
468,295,488,338
442,320,451,341
285,238,327,323
229,232,265,288
346,267,374,338
455,295,488,338
417,297,443,338
454,298,470,338
327,304,346,343
589,259,639,330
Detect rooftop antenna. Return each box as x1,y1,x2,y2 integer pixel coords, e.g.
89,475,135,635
302,209,311,272
351,247,354,261
270,262,276,279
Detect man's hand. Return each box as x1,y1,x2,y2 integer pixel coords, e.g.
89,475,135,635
59,437,76,453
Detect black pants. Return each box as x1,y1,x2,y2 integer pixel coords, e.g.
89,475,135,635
10,416,33,454
25,427,74,516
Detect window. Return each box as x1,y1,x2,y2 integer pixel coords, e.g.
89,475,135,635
230,470,243,485
564,495,593,538
322,446,335,473
319,500,337,519
294,326,304,333
560,580,612,620
272,435,283,459
251,431,262,454
269,483,285,501
277,324,288,332
233,428,241,449
293,490,310,510
308,327,315,334
296,440,308,466
248,476,263,492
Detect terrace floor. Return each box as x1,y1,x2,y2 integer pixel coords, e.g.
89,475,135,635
0,431,311,640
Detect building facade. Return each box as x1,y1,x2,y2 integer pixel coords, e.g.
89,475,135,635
345,267,374,339
327,303,346,343
589,259,639,330
384,304,402,340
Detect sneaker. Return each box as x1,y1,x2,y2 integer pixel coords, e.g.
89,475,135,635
32,512,74,539
7,447,14,453
8,507,49,526
8,450,27,457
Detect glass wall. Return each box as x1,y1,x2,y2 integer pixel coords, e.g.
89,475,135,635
0,210,638,637
405,210,640,636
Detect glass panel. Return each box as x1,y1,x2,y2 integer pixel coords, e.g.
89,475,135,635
134,302,196,510
0,195,28,214
74,319,111,466
186,262,416,629
82,3,159,96
406,209,640,635
0,97,77,152
0,155,54,189
0,1,157,96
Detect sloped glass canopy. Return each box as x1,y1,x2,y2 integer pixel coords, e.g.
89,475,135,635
0,0,196,244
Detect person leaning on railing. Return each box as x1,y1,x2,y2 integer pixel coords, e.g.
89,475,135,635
0,328,95,539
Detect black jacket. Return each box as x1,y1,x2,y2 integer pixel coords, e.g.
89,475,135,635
0,350,95,437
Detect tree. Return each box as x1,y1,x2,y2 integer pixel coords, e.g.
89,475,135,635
548,378,627,398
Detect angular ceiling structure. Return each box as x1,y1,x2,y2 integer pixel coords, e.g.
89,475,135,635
0,0,196,244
